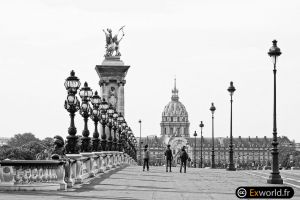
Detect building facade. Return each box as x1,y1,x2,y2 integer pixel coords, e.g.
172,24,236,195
137,80,294,168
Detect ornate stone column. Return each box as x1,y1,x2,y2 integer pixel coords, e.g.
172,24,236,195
95,57,130,117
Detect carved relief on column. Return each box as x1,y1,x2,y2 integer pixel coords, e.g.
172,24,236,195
107,83,118,109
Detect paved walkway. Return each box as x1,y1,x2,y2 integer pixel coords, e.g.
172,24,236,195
0,166,299,200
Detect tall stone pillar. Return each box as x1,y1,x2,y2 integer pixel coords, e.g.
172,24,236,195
95,56,130,116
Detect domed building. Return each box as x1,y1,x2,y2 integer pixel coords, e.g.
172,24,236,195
160,79,190,138
138,80,293,168
158,80,191,164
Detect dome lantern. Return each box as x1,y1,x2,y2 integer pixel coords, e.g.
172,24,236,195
171,78,179,101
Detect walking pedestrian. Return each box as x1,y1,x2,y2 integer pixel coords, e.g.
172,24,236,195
143,144,150,171
179,146,189,173
165,144,173,172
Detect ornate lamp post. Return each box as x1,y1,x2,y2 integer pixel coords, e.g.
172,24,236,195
210,103,216,169
106,104,115,151
193,131,197,168
199,121,204,168
117,113,124,151
122,125,129,152
90,91,101,151
120,121,128,152
138,119,142,165
133,138,137,161
127,128,133,155
267,40,283,184
227,81,236,171
79,82,93,152
99,98,109,151
112,110,119,151
64,70,81,154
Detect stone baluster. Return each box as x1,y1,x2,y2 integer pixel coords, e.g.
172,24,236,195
94,152,105,173
91,155,98,175
56,164,67,190
80,157,89,179
116,153,121,166
66,154,83,185
21,168,28,184
106,153,112,170
81,152,95,178
112,153,116,168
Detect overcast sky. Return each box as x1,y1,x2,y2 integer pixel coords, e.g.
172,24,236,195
1,0,300,143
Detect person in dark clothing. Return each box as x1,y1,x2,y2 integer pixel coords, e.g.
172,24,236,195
143,144,150,171
180,146,189,173
164,144,173,172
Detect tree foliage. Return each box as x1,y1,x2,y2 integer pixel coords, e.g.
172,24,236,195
0,133,54,160
7,132,40,147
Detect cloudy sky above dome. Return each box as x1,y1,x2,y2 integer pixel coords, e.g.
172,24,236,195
0,0,300,142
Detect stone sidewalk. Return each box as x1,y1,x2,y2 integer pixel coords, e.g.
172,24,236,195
0,166,299,200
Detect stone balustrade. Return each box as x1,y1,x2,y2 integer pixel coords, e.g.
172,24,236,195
0,151,136,191
0,160,66,191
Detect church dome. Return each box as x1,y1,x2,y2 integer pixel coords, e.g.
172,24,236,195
162,79,188,118
160,79,190,137
162,101,188,117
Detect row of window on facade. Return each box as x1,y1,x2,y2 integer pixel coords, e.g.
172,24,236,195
162,116,187,122
199,155,271,161
189,149,271,156
163,127,186,135
190,147,272,150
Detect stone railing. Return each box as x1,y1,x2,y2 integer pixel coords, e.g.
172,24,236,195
0,151,136,191
0,160,66,191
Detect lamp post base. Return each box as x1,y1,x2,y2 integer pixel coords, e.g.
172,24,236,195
226,164,236,171
267,173,283,184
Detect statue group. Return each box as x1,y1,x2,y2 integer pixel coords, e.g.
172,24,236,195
103,26,125,57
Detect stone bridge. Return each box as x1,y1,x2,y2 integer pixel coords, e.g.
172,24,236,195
0,166,300,200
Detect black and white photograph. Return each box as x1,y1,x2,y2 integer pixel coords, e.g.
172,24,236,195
0,0,299,199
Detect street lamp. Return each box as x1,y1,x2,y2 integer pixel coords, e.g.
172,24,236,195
199,121,204,168
210,103,216,169
90,91,101,151
120,120,128,152
64,70,81,154
123,125,129,152
99,98,109,151
127,128,133,155
106,104,115,151
112,110,119,151
138,119,142,165
267,40,283,184
227,81,236,171
117,113,124,151
79,82,93,152
193,131,197,168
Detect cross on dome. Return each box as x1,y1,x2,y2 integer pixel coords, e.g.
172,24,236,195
171,78,179,101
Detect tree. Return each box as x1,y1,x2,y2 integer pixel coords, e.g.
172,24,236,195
21,141,46,155
41,137,54,149
7,132,40,147
0,147,34,160
0,133,56,160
